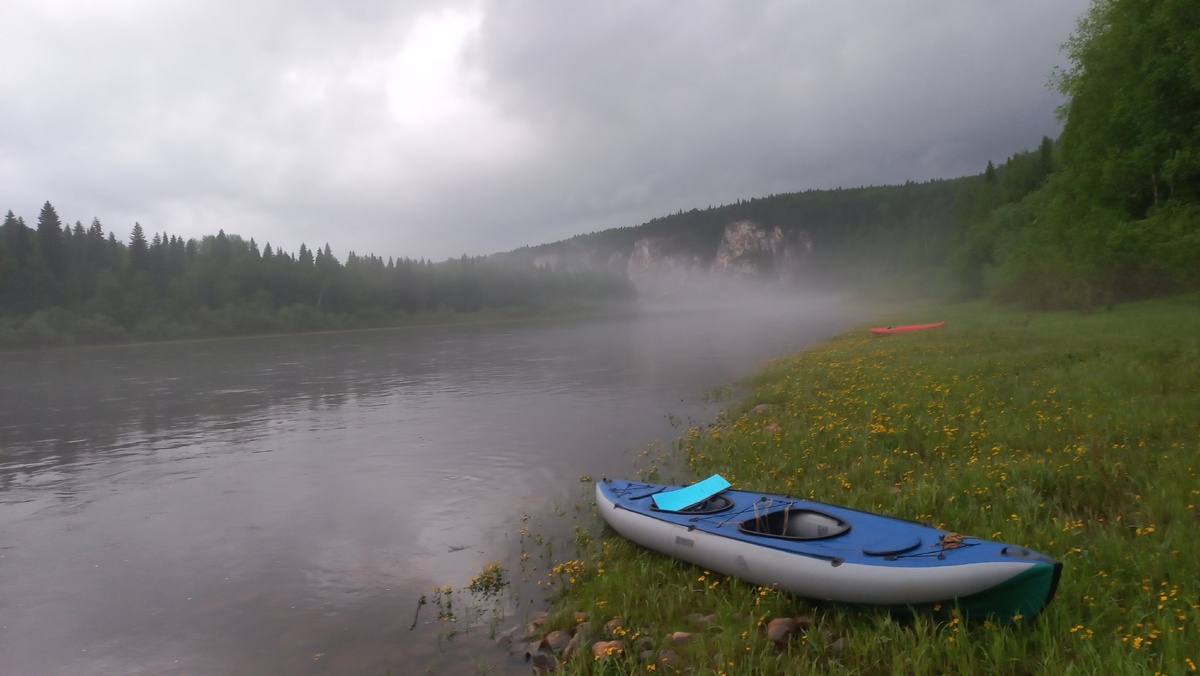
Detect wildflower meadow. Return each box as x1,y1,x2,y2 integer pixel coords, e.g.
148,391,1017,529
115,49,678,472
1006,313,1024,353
525,294,1199,674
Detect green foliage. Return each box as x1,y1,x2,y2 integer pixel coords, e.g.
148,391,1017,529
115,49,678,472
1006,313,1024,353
128,222,149,273
1056,0,1200,214
948,0,1200,309
0,203,636,349
981,173,1127,310
36,201,67,286
945,140,1060,301
467,561,510,601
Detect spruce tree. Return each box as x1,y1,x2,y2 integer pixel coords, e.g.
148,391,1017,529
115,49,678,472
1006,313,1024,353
129,222,149,272
3,211,32,265
37,201,67,279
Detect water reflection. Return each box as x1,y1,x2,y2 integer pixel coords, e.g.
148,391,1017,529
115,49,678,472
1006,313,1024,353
0,297,855,674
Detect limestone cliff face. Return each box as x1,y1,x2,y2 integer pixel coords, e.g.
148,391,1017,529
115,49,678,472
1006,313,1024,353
627,221,811,295
625,237,707,295
506,220,812,297
712,221,811,281
626,238,704,279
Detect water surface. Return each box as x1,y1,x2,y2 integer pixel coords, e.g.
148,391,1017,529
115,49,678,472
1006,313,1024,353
0,297,855,674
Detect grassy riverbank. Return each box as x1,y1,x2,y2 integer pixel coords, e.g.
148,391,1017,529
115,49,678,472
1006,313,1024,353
528,294,1199,674
0,301,637,353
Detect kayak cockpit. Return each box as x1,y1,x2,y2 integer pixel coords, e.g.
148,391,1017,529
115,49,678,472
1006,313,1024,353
650,493,734,514
739,507,850,540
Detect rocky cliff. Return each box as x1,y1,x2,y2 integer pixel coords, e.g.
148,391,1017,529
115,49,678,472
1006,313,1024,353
499,219,813,297
710,221,812,282
626,220,811,295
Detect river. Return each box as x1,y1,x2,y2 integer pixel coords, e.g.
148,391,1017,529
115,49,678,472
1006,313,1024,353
0,295,855,674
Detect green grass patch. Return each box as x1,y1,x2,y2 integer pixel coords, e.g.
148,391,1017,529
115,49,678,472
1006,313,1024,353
532,294,1200,675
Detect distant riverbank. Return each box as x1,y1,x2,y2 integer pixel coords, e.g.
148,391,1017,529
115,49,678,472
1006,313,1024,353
0,300,636,352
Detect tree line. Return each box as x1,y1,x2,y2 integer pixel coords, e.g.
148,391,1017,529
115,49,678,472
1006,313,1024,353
0,205,634,348
947,0,1200,308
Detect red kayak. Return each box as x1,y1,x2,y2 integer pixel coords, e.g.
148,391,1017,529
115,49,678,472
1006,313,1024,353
870,321,945,335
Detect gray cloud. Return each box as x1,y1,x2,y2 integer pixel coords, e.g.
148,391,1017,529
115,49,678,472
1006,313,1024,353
1,0,1088,261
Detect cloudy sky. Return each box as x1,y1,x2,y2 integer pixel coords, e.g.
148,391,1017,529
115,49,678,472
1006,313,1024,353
2,0,1090,262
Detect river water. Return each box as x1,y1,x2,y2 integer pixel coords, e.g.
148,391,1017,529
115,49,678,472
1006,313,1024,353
0,296,855,675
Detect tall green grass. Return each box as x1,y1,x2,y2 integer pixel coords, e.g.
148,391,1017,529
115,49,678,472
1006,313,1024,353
530,294,1200,675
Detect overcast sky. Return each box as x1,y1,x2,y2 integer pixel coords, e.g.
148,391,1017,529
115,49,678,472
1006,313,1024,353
2,0,1091,262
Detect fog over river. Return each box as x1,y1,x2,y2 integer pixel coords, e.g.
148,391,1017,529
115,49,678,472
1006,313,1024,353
0,295,857,674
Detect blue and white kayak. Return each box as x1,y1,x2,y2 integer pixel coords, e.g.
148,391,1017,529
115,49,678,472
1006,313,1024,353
596,476,1061,620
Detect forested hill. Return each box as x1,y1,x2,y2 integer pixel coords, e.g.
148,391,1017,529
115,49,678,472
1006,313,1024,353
0,207,634,348
499,146,1057,294
500,179,967,289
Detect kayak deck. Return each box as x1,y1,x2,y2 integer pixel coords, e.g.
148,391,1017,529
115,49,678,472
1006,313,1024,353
597,477,1061,619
